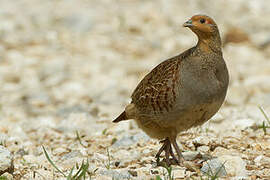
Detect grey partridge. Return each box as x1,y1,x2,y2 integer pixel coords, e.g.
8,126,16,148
113,15,229,166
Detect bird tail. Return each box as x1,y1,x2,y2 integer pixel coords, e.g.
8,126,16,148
113,111,127,123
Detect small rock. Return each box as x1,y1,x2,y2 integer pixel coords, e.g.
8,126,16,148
112,121,130,133
23,155,38,164
61,150,82,161
182,151,201,161
233,118,255,130
201,158,227,177
0,146,14,175
112,136,135,147
128,169,137,177
0,172,13,180
34,169,53,179
192,136,210,146
211,113,225,123
173,168,186,178
53,147,67,155
212,146,239,156
16,148,28,156
94,153,108,162
183,161,198,172
61,157,85,170
142,149,150,155
133,132,150,142
197,146,210,153
218,155,247,177
113,132,149,147
95,175,111,180
254,155,270,166
99,169,132,179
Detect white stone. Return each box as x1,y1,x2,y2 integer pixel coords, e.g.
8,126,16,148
173,168,186,178
142,149,150,154
192,136,210,146
254,155,270,166
233,118,255,130
94,153,108,162
23,154,38,164
53,147,67,155
197,145,210,153
0,172,13,180
201,158,227,177
0,146,13,172
213,147,240,157
254,155,263,165
211,113,225,123
182,151,200,161
218,155,247,177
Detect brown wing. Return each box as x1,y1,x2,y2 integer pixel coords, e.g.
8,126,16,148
131,56,182,115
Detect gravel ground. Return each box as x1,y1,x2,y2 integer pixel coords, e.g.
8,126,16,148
0,0,270,179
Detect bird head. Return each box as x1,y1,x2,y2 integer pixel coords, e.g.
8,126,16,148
183,15,218,37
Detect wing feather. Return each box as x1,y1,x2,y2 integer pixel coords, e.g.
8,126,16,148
131,56,181,115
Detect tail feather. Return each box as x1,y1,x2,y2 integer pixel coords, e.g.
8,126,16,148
113,111,127,123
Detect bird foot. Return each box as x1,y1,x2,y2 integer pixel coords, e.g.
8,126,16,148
155,137,184,167
156,157,179,167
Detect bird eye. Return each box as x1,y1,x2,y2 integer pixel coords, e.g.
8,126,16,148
200,18,206,24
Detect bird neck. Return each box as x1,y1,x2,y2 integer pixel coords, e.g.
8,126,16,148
196,32,222,54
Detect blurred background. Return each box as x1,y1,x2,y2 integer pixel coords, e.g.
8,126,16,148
0,0,270,179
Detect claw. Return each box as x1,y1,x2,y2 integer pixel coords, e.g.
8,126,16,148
155,137,184,166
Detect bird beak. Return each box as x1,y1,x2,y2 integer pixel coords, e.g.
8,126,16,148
183,20,193,27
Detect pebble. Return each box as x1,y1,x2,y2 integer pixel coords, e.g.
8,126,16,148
212,146,239,157
0,172,13,180
99,169,132,179
182,151,201,161
23,154,38,164
211,113,225,123
201,158,227,177
192,136,210,146
173,168,186,178
218,155,247,177
61,150,82,161
0,146,13,175
254,155,270,166
197,145,210,153
113,132,150,147
233,118,256,130
53,147,67,155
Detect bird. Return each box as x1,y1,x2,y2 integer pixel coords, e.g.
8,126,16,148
113,14,229,166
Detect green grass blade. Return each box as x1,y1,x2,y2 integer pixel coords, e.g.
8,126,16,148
259,106,270,124
42,146,66,177
76,160,89,180
67,166,74,180
72,160,85,178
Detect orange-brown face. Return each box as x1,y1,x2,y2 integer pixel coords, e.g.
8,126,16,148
183,15,217,34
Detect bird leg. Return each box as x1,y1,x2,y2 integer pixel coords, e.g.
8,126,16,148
155,140,166,157
171,137,184,164
165,140,171,166
168,143,179,164
156,137,183,166
155,138,169,164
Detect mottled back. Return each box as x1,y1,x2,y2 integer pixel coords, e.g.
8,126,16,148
131,49,194,115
